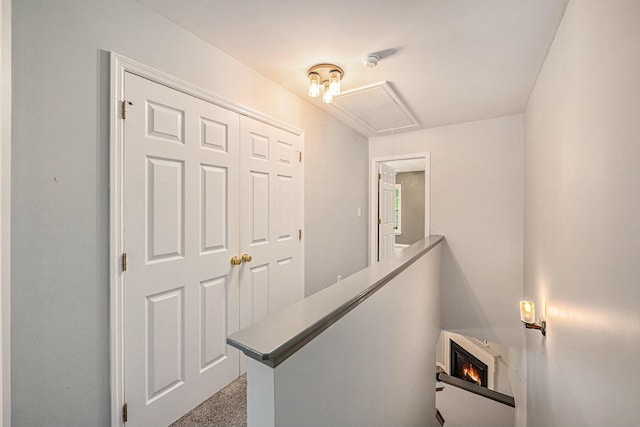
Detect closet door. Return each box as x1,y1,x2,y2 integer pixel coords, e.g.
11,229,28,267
239,116,302,329
122,72,240,426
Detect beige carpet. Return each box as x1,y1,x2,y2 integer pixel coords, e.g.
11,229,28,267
170,375,247,427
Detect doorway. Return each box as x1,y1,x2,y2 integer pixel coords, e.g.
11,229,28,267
369,153,430,265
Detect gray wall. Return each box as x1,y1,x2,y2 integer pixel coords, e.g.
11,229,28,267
305,118,369,295
271,245,442,426
395,171,425,245
524,0,640,425
1,0,10,424
371,115,524,349
11,0,367,425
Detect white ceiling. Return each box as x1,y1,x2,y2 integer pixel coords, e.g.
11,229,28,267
137,0,568,136
384,158,425,173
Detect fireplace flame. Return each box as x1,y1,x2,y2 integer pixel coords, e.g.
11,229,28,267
461,363,482,385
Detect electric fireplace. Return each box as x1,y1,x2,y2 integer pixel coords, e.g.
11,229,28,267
450,339,488,388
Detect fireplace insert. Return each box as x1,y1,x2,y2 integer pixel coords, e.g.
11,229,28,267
450,339,488,387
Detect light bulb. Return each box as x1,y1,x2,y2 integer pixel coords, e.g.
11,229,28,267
329,70,341,96
322,81,333,103
308,72,320,97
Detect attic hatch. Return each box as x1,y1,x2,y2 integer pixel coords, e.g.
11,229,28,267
331,82,419,134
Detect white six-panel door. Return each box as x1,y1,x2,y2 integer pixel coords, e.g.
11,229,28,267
123,73,242,426
378,163,396,261
239,117,301,329
121,72,302,426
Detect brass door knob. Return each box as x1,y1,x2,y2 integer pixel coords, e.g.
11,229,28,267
230,256,242,266
241,253,252,263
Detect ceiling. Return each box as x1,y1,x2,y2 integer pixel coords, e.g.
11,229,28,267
137,0,568,137
385,158,425,173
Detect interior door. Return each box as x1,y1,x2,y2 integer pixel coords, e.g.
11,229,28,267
123,72,241,426
239,116,302,330
378,163,396,261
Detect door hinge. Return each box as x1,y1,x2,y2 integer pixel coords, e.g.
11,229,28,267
298,229,302,240
122,100,132,119
122,403,128,423
122,253,127,272
378,173,381,180
378,218,382,225
298,151,302,163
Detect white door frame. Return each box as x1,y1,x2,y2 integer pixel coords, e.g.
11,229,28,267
369,153,430,266
110,52,305,427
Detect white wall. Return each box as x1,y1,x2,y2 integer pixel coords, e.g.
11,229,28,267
249,244,442,427
436,384,515,427
304,114,368,295
524,1,640,425
370,115,524,348
11,0,367,425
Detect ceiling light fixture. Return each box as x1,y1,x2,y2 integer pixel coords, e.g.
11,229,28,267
308,64,344,104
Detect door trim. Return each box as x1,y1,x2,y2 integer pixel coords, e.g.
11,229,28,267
109,52,305,427
369,153,431,266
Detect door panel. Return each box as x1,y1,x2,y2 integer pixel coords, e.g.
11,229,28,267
200,276,229,371
249,263,270,324
239,116,301,329
277,175,294,240
146,101,185,144
146,287,184,402
146,157,185,262
276,256,295,309
249,171,270,244
200,165,228,254
201,117,230,152
123,72,240,426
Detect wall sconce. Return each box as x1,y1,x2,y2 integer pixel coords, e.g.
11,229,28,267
308,64,344,104
520,300,546,336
